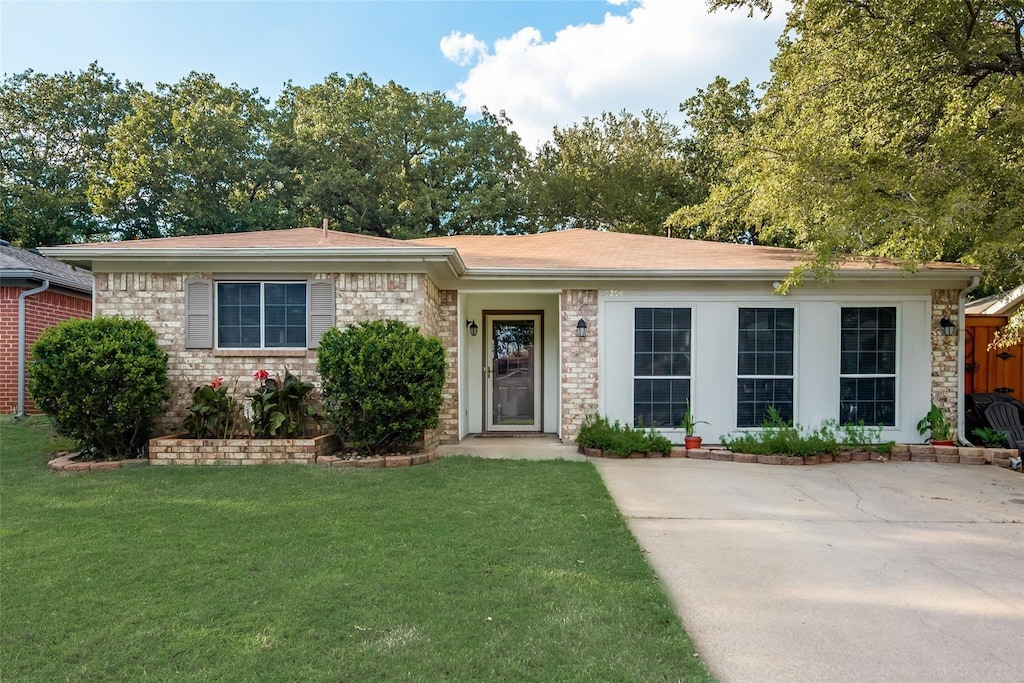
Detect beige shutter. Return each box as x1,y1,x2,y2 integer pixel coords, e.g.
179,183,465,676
307,279,335,349
184,279,213,349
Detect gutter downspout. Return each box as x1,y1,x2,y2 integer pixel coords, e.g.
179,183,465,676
16,280,50,418
957,276,982,445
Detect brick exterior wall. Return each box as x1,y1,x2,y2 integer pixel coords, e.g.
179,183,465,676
1,286,92,413
94,271,459,444
930,288,960,432
560,289,599,441
421,279,459,446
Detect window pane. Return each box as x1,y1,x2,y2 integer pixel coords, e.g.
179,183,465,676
264,283,306,348
634,378,689,429
635,330,652,353
217,283,261,349
635,308,653,330
839,378,896,426
736,310,796,427
839,308,896,423
737,378,794,428
634,308,691,378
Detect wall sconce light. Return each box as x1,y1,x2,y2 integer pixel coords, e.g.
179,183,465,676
466,319,478,337
939,317,955,337
576,318,588,338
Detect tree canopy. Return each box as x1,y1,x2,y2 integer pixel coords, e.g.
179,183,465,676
1,68,528,246
526,109,699,235
274,73,528,238
0,64,136,246
681,0,1024,294
90,72,284,239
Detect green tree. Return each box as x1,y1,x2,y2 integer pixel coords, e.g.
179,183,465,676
90,72,286,239
274,73,527,238
669,76,762,243
683,1,1024,294
526,109,699,235
0,63,136,247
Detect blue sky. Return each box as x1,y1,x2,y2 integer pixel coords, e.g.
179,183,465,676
2,0,787,148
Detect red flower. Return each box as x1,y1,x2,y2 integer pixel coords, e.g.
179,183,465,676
210,377,224,390
254,369,270,381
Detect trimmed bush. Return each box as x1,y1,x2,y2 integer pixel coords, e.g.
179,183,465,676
576,414,672,456
30,316,169,459
317,319,445,456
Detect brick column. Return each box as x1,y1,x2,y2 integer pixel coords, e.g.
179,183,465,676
420,282,459,448
930,288,959,431
560,289,599,441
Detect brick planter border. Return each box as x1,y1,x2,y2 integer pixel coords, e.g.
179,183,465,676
148,433,341,466
578,443,1020,470
48,452,150,472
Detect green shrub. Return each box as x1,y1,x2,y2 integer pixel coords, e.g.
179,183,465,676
576,414,672,456
721,410,892,457
30,316,169,459
973,426,1008,448
317,319,445,456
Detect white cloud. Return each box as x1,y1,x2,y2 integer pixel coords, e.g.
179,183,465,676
439,30,489,68
441,0,788,150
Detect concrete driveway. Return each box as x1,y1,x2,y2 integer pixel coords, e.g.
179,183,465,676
593,458,1024,683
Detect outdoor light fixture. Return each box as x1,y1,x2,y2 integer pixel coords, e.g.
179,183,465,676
576,318,588,338
466,319,478,337
939,317,955,337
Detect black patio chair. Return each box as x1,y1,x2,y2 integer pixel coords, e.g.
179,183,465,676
983,402,1024,452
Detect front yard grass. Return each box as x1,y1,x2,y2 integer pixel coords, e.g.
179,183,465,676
0,418,713,682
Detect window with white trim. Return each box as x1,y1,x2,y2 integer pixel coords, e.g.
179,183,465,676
839,307,896,425
633,307,691,429
217,282,307,349
737,307,794,427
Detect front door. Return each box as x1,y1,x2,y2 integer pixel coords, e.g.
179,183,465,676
486,314,542,431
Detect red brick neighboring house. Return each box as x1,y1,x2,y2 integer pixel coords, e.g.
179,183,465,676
1,241,93,414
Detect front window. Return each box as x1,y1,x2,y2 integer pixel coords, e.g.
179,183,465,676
840,307,896,425
737,308,794,427
633,308,691,428
217,282,306,349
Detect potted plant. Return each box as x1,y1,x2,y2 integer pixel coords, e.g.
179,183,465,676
916,404,955,446
680,408,710,450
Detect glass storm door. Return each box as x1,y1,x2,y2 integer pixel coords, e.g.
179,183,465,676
486,315,541,431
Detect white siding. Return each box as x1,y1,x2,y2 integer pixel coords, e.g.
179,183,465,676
599,287,933,445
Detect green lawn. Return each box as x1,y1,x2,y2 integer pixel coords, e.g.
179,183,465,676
0,418,713,682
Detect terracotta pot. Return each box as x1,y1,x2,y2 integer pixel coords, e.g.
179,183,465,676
684,436,703,450
931,440,955,447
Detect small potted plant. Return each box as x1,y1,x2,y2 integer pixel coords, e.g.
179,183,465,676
679,408,710,450
916,404,955,446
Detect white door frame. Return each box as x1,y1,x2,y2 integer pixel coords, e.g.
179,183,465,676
484,312,543,432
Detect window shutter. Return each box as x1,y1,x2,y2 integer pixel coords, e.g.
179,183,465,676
307,279,336,348
184,278,213,349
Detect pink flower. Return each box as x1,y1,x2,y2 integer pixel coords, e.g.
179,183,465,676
210,377,224,390
254,369,270,381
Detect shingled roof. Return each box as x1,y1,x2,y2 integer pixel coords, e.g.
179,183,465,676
40,227,977,280
414,229,969,273
0,243,93,293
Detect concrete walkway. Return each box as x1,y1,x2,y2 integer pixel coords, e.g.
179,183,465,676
593,458,1024,683
435,434,585,461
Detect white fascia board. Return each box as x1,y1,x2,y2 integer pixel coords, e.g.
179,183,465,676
40,246,467,277
460,267,980,283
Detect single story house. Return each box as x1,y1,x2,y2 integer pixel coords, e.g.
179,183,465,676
43,227,979,447
1,241,93,415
